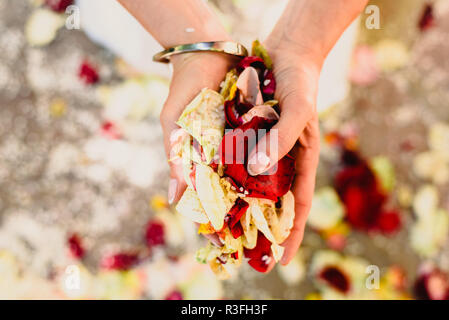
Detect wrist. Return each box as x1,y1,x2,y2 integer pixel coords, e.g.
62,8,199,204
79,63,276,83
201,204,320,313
170,51,238,73
265,37,326,70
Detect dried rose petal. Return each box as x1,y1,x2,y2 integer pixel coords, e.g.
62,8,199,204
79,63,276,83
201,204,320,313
220,116,294,200
241,105,279,124
101,253,139,271
225,198,249,229
236,67,264,106
101,121,121,140
262,69,276,96
45,0,74,12
67,233,85,259
220,117,268,186
319,266,351,294
230,221,244,239
245,156,295,201
418,3,435,32
78,60,99,85
237,56,266,72
414,269,449,300
244,232,273,273
145,221,165,248
224,100,255,129
224,100,241,128
165,290,183,300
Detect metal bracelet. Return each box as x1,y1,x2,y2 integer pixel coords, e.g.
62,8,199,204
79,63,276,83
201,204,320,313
153,41,248,63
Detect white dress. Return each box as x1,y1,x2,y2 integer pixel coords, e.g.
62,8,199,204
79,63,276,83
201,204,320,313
76,0,358,113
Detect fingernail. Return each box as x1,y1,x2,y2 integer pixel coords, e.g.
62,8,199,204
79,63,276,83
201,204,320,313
168,178,178,204
247,152,271,176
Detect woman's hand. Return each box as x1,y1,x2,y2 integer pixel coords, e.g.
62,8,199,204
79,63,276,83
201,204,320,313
246,46,322,266
245,0,368,267
161,52,238,204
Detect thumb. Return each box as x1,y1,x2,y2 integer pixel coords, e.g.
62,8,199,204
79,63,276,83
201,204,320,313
247,90,315,176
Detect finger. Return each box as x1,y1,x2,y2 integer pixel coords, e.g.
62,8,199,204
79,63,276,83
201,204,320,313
161,56,233,203
247,85,316,176
161,63,217,203
161,93,191,204
280,115,320,265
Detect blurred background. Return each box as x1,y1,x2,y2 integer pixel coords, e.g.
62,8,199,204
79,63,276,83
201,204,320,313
0,0,449,299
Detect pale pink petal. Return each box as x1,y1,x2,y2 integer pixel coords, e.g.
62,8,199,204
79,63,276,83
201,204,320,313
236,67,264,105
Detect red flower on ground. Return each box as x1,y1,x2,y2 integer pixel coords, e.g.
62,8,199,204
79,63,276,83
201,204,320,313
230,221,244,239
334,149,401,234
418,3,435,32
165,290,183,300
145,220,165,248
414,268,449,300
67,233,85,259
100,121,121,140
78,60,100,85
319,266,351,294
45,0,74,12
101,253,139,271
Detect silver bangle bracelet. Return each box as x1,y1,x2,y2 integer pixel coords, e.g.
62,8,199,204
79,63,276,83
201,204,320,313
152,41,248,63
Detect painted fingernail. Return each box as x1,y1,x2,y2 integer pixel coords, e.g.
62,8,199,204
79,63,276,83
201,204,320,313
247,152,271,176
168,178,178,204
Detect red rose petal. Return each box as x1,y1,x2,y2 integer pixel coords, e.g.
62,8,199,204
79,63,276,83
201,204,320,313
220,116,294,200
334,148,401,234
165,290,183,300
225,198,249,229
244,232,273,273
418,3,435,32
237,56,266,72
245,156,295,201
145,221,165,248
230,221,244,239
319,266,351,294
101,253,139,271
224,100,242,128
224,100,255,129
414,269,449,300
377,210,401,234
67,233,85,259
262,69,276,96
45,0,74,12
78,60,99,85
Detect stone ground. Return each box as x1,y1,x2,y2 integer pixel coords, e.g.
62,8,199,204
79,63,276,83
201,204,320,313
0,0,448,299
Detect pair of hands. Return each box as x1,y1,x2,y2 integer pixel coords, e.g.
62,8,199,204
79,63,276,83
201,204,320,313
161,43,321,268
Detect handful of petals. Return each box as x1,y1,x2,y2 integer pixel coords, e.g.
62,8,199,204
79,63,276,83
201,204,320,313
173,41,296,279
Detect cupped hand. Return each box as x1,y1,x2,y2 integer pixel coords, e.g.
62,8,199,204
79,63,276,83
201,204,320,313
247,45,322,266
160,52,237,205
